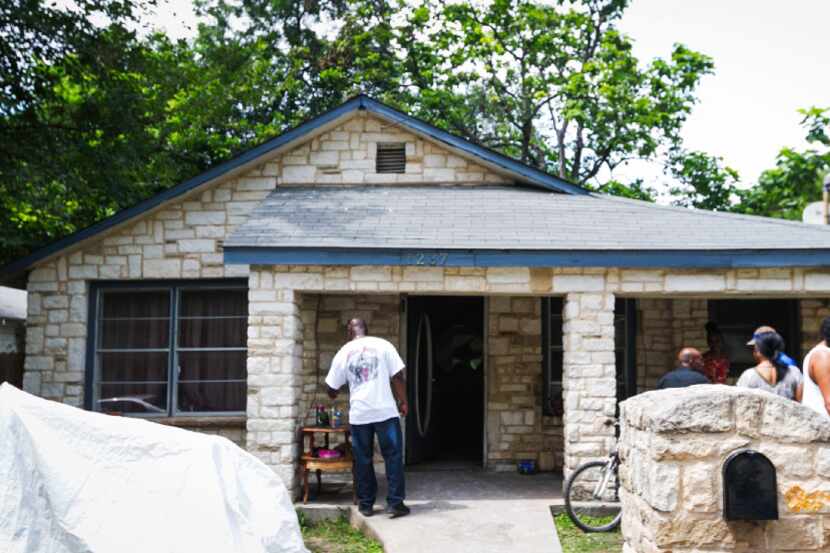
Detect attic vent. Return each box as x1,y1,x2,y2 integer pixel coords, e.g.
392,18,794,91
376,143,406,173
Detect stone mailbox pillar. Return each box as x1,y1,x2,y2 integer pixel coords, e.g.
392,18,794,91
619,385,830,553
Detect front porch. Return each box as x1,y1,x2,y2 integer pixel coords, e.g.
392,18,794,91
244,265,830,492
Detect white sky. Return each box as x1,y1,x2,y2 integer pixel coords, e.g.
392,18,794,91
143,0,830,189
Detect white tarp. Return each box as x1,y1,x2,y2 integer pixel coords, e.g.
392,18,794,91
0,383,308,553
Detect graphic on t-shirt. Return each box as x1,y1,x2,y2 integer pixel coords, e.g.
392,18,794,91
346,346,380,389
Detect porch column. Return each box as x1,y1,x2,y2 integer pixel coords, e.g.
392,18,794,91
246,267,304,492
562,291,617,477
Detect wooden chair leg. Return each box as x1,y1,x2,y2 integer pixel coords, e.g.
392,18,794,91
303,469,310,504
316,469,322,496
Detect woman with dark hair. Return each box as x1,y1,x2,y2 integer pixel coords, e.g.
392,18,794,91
737,331,803,400
702,322,730,384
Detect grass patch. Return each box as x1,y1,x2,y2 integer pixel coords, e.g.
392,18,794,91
299,513,383,553
553,513,622,553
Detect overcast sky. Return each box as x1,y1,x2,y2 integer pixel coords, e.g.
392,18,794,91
144,0,830,189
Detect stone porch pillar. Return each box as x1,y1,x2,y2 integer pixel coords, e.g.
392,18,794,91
245,268,304,492
562,291,617,477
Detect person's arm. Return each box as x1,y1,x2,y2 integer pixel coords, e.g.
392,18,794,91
391,372,408,416
324,351,347,400
810,350,830,414
388,346,408,416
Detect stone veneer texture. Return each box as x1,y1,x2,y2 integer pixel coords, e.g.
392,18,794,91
620,385,830,553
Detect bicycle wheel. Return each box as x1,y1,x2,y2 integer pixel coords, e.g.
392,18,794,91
563,460,622,532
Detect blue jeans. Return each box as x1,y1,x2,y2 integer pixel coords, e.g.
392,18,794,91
350,417,405,509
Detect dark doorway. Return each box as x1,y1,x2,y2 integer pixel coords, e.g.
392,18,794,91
405,296,484,467
709,299,800,378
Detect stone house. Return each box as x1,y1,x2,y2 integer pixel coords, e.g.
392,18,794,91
4,95,830,491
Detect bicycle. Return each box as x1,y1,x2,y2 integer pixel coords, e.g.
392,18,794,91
563,444,622,532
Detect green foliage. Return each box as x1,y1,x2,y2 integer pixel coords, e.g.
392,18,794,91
553,512,622,553
733,107,830,220
669,150,740,211
300,514,383,553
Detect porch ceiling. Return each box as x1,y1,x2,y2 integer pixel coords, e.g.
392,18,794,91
225,185,830,268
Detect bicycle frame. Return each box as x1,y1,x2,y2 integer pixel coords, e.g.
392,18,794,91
591,450,620,500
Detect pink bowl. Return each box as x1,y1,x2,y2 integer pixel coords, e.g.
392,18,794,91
318,449,342,459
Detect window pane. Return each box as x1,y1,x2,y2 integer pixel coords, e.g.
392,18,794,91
102,290,169,318
614,318,626,351
178,350,246,381
550,350,563,383
548,319,563,348
97,382,167,414
101,319,169,349
177,382,246,413
99,351,168,382
178,317,247,348
179,289,247,317
100,290,170,349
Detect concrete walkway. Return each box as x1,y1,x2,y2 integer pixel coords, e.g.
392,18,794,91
345,470,564,553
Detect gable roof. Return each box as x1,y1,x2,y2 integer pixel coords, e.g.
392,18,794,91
0,96,586,277
224,185,830,268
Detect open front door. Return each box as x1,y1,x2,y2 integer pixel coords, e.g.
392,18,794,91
405,296,437,465
404,295,484,467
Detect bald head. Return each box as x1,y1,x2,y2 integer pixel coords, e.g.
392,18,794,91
677,347,703,371
347,318,368,340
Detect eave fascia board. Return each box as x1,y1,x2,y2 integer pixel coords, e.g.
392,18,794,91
224,246,830,269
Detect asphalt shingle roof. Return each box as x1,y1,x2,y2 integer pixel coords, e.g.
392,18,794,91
225,185,830,251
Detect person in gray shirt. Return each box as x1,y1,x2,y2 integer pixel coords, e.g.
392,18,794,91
737,331,803,401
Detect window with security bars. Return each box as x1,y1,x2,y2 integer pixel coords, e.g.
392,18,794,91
542,297,637,417
375,142,406,173
90,282,247,416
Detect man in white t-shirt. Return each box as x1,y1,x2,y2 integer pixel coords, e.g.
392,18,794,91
326,318,409,518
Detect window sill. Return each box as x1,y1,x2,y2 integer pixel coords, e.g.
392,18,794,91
154,416,247,429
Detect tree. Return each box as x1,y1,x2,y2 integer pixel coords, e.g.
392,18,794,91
0,0,162,268
733,107,830,220
396,0,713,188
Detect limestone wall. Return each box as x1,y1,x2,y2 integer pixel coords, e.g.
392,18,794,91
487,296,563,471
280,113,510,185
23,173,266,411
802,299,830,355
636,299,674,392
619,385,830,553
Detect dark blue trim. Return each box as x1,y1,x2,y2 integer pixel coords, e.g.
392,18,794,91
2,94,587,277
225,246,830,269
83,288,97,410
359,97,587,196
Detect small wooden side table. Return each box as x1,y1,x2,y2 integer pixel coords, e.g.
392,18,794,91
299,426,356,504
